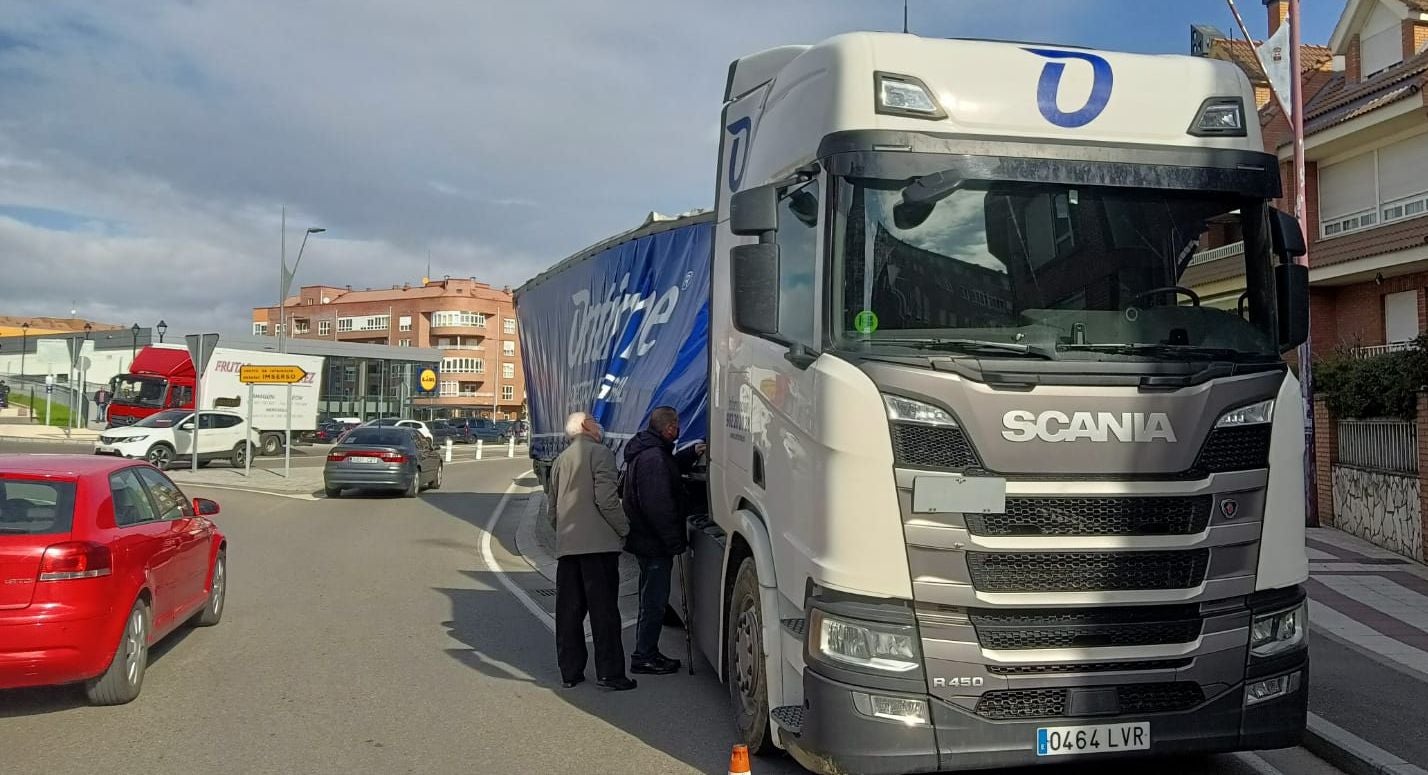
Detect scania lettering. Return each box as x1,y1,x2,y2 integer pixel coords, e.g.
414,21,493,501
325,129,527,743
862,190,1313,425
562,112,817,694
517,32,1310,773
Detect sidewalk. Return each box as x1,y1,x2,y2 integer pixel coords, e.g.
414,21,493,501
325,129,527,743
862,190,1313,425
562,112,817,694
513,490,642,624
1305,526,1428,773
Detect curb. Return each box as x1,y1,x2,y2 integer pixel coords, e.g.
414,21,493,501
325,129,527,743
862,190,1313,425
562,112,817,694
1304,713,1428,775
0,434,98,445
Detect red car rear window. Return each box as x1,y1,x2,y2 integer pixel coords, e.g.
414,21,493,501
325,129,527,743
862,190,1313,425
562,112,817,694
0,478,78,535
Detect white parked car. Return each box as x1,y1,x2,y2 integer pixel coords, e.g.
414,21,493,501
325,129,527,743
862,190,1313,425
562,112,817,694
359,417,435,442
95,409,258,470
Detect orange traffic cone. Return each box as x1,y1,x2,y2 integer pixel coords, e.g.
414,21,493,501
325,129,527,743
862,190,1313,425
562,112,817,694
728,743,751,775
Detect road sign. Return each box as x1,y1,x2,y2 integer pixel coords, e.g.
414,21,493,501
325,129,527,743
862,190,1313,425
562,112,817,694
239,365,308,385
418,368,438,392
186,333,220,374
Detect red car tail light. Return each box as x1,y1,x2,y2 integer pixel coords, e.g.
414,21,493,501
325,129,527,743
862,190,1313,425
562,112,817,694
380,453,407,463
38,542,113,581
327,452,347,462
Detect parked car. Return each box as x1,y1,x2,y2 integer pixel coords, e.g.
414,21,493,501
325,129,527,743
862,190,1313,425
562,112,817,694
323,427,443,498
314,419,359,443
93,409,258,471
449,417,510,444
495,420,528,442
358,417,435,442
0,455,227,704
427,419,461,445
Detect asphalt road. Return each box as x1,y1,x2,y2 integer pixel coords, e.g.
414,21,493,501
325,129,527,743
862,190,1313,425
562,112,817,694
0,456,1345,775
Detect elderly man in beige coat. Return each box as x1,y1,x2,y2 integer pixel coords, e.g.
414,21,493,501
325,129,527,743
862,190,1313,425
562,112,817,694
546,412,636,691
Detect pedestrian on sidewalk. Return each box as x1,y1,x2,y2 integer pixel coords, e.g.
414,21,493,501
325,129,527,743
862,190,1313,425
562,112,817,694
547,411,636,692
622,406,705,676
93,387,110,424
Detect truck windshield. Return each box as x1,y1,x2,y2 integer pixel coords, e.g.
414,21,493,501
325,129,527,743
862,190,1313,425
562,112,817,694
110,375,168,407
830,175,1279,362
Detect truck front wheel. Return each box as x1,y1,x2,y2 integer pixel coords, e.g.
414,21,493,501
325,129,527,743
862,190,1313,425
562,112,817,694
259,433,282,457
727,557,775,754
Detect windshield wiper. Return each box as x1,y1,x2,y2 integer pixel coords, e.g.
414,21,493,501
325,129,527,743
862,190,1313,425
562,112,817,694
865,338,1054,359
1059,343,1248,360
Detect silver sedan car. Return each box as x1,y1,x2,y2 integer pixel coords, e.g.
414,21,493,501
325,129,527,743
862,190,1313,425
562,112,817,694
323,427,443,498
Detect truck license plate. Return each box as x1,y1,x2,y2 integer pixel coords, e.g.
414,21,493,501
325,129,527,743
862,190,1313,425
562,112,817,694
1036,722,1148,757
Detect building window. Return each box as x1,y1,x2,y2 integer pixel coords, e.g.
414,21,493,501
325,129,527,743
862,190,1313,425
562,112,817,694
502,340,515,357
399,315,412,332
1385,290,1420,345
441,357,484,374
439,381,458,397
274,323,286,335
504,318,516,334
252,322,268,335
318,320,331,336
399,339,411,347
432,311,488,328
337,317,354,332
502,362,514,379
293,320,310,335
1320,133,1428,239
501,385,514,401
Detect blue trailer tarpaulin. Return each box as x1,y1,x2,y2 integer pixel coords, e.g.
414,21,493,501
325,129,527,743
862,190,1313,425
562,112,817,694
515,212,712,464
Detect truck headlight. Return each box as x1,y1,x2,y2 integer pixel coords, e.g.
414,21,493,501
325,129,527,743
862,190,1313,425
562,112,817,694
875,72,946,119
1251,603,1306,658
1215,399,1274,428
883,394,957,427
810,609,920,673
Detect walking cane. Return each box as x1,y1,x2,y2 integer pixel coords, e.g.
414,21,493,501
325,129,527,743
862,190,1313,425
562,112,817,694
678,551,695,675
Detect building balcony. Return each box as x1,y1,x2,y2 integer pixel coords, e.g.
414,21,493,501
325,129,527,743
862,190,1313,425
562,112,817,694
1353,341,1417,359
435,343,484,351
1187,240,1244,267
429,324,489,337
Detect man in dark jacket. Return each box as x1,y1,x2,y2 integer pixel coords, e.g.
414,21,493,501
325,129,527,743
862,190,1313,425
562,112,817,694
622,406,705,674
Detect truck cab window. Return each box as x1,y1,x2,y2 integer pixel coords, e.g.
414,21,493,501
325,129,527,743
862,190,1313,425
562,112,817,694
168,385,193,408
776,181,819,346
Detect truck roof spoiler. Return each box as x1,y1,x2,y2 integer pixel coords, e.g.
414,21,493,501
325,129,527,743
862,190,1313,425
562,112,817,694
725,45,809,102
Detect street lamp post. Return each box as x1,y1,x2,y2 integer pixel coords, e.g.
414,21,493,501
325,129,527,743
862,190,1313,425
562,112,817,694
19,321,29,377
81,323,91,426
278,216,326,355
156,320,168,344
130,323,140,361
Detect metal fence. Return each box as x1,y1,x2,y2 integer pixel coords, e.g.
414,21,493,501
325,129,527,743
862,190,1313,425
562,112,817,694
1337,418,1419,474
1352,341,1417,359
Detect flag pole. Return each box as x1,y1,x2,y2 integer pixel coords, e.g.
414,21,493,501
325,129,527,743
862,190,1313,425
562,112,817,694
1289,0,1317,527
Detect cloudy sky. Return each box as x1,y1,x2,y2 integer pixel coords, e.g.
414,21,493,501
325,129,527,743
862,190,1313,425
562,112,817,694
0,0,1342,337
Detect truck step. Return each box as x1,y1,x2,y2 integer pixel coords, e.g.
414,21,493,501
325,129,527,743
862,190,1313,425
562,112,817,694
780,618,806,638
771,705,804,737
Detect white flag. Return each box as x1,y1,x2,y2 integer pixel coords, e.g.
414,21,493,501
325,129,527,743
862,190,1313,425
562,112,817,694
1256,22,1295,119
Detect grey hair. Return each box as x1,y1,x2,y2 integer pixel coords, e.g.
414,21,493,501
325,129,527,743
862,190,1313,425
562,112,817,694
565,412,593,439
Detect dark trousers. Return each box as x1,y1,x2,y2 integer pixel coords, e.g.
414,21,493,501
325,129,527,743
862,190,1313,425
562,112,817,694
633,554,673,660
556,552,626,682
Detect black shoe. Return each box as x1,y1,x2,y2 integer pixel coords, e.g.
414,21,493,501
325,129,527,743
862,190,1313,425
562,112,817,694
596,676,638,691
630,654,680,675
561,676,585,689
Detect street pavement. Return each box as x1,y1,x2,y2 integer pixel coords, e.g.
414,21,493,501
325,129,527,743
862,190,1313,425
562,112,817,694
0,455,1352,774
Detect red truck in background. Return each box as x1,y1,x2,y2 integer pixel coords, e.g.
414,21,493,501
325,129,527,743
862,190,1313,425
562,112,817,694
107,345,324,456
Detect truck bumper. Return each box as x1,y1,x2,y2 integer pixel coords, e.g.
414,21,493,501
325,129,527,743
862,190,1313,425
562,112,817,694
787,657,1307,774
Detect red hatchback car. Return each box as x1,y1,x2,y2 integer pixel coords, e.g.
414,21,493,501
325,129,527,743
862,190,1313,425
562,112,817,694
0,455,227,704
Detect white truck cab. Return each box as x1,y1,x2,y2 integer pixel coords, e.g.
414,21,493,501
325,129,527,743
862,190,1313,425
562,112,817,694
697,33,1310,773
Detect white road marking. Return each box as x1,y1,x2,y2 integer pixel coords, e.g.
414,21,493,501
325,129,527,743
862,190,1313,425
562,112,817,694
1233,752,1286,775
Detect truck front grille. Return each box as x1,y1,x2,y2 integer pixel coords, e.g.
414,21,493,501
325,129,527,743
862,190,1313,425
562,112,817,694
985,659,1193,675
969,605,1203,650
1193,425,1272,474
965,496,1211,537
965,550,1210,593
891,423,979,469
974,683,1205,720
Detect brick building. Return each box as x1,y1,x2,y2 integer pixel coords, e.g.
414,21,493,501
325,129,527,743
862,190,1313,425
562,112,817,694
252,277,525,420
1187,0,1428,357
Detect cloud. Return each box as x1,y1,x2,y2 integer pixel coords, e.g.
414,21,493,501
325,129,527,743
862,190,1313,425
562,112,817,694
0,0,1265,335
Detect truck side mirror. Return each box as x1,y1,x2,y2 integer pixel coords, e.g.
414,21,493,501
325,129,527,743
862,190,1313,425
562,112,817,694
731,243,780,336
730,185,778,236
1275,262,1309,352
1270,208,1306,259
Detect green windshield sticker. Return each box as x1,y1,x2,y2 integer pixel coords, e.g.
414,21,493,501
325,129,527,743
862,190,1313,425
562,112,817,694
854,310,879,334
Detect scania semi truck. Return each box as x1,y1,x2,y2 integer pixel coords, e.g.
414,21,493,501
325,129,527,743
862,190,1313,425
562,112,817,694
517,32,1311,773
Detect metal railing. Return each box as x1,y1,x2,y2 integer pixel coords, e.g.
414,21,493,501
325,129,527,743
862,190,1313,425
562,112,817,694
1337,418,1418,474
1187,240,1244,267
1353,341,1417,358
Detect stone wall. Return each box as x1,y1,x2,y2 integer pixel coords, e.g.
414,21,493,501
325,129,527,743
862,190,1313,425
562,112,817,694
1330,465,1424,560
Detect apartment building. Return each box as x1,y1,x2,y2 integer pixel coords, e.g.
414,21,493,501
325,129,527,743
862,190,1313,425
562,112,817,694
1186,0,1428,357
252,277,525,419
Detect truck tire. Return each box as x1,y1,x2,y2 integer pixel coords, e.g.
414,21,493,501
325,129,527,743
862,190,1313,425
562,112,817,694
145,443,175,471
727,557,775,755
259,433,282,457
